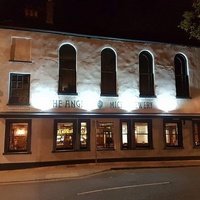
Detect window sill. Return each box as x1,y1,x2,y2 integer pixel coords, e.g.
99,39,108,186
139,95,156,98
58,92,78,96
176,96,191,99
164,146,184,150
52,150,75,153
3,151,32,155
9,60,32,63
100,93,118,97
7,103,30,106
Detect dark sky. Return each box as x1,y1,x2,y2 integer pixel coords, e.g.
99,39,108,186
0,0,199,46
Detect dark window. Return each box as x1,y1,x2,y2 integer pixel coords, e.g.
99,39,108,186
139,51,155,97
54,119,90,152
58,44,77,94
174,54,189,98
193,120,200,147
101,48,117,96
8,73,30,105
164,119,183,148
4,119,32,154
121,119,153,149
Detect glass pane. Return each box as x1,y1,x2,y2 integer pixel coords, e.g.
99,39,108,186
101,72,116,95
80,122,87,149
56,122,74,150
122,122,128,148
165,123,179,146
96,122,114,150
9,123,28,151
135,122,148,144
59,70,76,93
193,122,200,146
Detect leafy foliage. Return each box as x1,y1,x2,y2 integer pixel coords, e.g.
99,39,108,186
179,0,200,40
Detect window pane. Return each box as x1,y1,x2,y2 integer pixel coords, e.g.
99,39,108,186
139,51,154,97
59,70,76,93
101,48,116,96
9,73,30,105
56,122,74,150
101,72,116,95
165,123,179,146
174,54,189,98
9,123,28,151
80,122,87,149
122,122,128,149
135,122,148,144
96,122,114,150
59,44,76,94
193,121,200,146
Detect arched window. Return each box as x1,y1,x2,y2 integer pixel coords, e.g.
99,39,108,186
58,44,77,94
174,54,189,98
101,48,117,96
139,51,155,97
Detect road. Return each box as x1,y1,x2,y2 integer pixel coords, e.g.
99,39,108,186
0,166,200,200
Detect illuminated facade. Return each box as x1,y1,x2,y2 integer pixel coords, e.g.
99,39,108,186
0,27,200,169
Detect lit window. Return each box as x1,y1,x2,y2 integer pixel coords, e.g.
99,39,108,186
56,122,74,150
164,120,183,147
4,120,32,154
96,122,114,150
121,121,129,149
8,73,30,105
135,122,149,145
10,37,32,62
54,119,90,152
193,121,200,147
139,51,155,97
58,44,77,94
121,119,152,149
79,121,90,150
174,54,189,98
101,48,117,96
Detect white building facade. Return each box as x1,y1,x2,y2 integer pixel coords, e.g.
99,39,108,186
0,27,200,169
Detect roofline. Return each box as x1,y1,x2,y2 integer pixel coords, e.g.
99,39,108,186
0,25,199,48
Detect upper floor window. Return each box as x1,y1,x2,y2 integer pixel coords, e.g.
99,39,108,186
101,48,117,96
174,54,189,98
58,44,77,95
8,73,30,105
139,51,155,97
4,119,32,154
10,37,32,62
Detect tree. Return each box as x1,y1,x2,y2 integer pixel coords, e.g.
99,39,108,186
179,0,200,40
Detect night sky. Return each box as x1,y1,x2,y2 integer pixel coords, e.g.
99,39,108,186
0,0,199,46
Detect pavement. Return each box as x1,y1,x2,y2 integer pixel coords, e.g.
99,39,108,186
1,160,200,184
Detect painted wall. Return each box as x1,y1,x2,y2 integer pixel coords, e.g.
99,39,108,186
0,28,199,114
0,27,200,165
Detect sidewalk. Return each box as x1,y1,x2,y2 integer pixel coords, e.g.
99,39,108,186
1,160,200,184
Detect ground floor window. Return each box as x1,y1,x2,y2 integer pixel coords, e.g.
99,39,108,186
96,121,114,150
54,119,90,152
121,119,153,149
193,120,200,147
4,119,32,154
164,119,183,148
